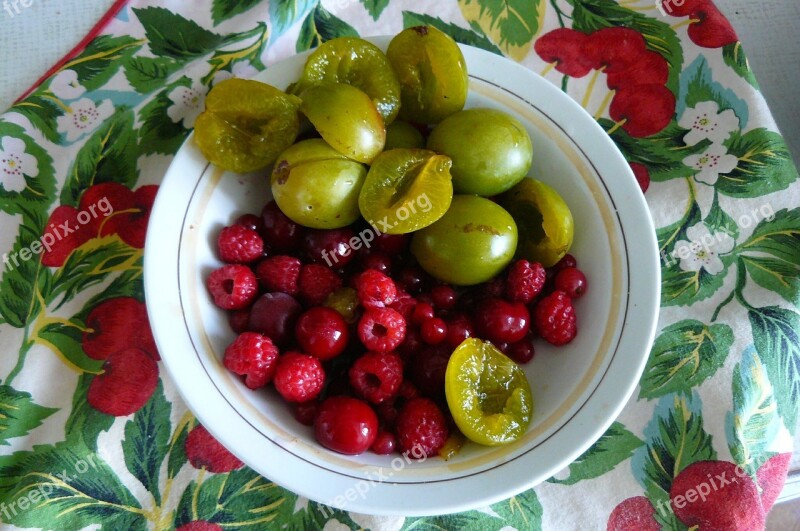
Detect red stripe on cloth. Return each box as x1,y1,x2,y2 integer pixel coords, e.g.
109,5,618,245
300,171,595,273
15,0,131,103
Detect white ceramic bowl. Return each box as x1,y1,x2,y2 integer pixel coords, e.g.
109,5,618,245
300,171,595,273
145,36,660,516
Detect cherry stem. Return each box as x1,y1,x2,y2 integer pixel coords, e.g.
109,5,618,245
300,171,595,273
606,119,627,136
672,19,698,31
581,69,603,109
549,0,566,27
595,90,615,119
540,62,556,77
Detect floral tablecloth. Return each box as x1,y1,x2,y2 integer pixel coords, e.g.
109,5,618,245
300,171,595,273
0,0,798,529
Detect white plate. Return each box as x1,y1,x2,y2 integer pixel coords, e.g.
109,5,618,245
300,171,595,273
144,36,660,516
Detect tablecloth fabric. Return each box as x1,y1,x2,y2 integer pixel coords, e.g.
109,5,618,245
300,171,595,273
0,0,798,529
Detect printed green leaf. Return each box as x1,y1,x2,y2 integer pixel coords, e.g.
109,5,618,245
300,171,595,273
549,422,643,485
212,0,261,25
718,129,798,197
9,95,62,143
0,443,145,530
64,373,114,450
167,414,195,478
269,0,318,42
60,108,139,207
748,306,800,430
402,12,502,55
174,468,291,529
726,346,780,476
361,0,390,20
489,489,543,530
59,36,143,92
632,392,715,528
123,382,170,505
403,512,484,530
723,42,759,89
37,321,105,373
679,56,748,129
74,269,145,320
138,77,195,156
570,0,683,93
297,4,359,52
457,0,544,60
134,7,227,59
204,22,269,84
0,385,57,445
0,123,57,214
640,320,733,400
705,192,740,240
741,256,800,306
124,56,181,93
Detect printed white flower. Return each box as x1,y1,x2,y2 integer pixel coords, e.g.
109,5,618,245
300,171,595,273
349,514,405,531
321,520,350,531
0,136,38,193
678,101,739,146
683,144,739,186
49,69,86,100
56,98,114,142
166,83,207,128
213,62,260,85
674,222,735,275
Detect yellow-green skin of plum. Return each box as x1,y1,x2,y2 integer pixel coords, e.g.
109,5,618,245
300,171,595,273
270,139,366,229
411,195,518,285
427,108,533,196
385,121,425,149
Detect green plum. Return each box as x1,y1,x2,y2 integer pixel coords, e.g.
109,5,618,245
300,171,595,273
385,121,425,149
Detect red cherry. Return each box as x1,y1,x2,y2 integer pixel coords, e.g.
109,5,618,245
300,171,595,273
82,297,159,360
41,206,94,267
87,348,159,416
554,253,578,271
430,285,457,311
370,431,397,455
582,27,648,74
606,51,670,91
554,267,588,298
100,185,159,248
303,228,356,267
234,213,264,234
372,233,410,255
295,307,349,360
610,84,676,138
507,336,535,364
757,453,792,513
607,496,660,531
261,200,303,251
475,298,530,344
248,292,303,348
184,424,243,472
412,302,435,326
360,252,393,275
78,182,135,236
293,401,320,426
534,28,593,78
408,344,450,399
658,0,708,17
629,162,651,193
446,313,474,348
688,4,738,48
420,317,447,345
314,396,378,455
228,308,251,334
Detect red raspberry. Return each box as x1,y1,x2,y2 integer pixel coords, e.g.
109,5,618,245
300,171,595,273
223,332,279,389
274,352,325,403
505,260,545,304
358,308,406,352
371,431,397,455
206,265,258,310
395,398,449,458
356,269,397,309
184,424,243,473
349,351,404,404
297,264,342,306
554,267,587,299
420,317,447,345
217,225,264,263
534,290,577,345
389,289,417,321
255,256,301,295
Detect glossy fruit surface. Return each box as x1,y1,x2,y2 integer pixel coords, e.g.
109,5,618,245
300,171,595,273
445,338,533,446
194,79,301,173
300,83,386,164
293,37,401,123
270,139,366,229
497,179,573,268
385,121,425,149
411,195,517,285
427,108,532,196
359,149,453,234
314,396,378,455
248,292,303,348
387,26,468,124
295,307,349,360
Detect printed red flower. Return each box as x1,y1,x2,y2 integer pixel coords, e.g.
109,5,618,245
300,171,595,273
687,4,738,49
606,51,670,91
82,297,159,360
87,347,159,416
582,27,648,74
629,162,651,193
534,28,593,78
40,205,94,267
78,182,135,236
185,424,243,473
96,185,159,248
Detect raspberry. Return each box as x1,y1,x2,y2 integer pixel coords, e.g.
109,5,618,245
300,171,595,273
223,332,279,389
389,289,417,321
217,225,264,263
358,308,406,352
297,264,342,306
185,424,243,473
273,352,325,403
554,267,587,299
505,260,545,304
533,290,577,345
395,398,449,458
420,317,447,345
255,256,301,295
356,269,398,309
349,351,404,404
207,265,258,310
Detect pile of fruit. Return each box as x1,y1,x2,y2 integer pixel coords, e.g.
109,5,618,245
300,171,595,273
198,27,587,459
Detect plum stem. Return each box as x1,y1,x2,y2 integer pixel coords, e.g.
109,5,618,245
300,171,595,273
550,0,566,27
581,69,603,109
540,62,556,77
606,118,627,136
594,90,615,119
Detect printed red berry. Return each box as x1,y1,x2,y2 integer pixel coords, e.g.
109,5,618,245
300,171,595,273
185,424,243,473
412,302,435,325
255,255,301,295
41,205,94,267
757,453,792,513
371,431,397,455
421,317,447,345
177,522,223,531
610,84,676,138
554,267,588,298
505,260,546,304
358,307,407,352
78,182,135,236
356,269,398,309
100,185,158,249
349,351,404,404
606,51,670,91
431,285,457,310
314,396,378,455
274,352,325,403
228,309,250,334
293,401,320,426
207,265,258,310
82,297,158,360
534,28,593,78
297,264,343,306
446,313,475,348
261,200,303,250
87,348,158,416
303,228,356,267
629,162,651,193
607,496,660,531
475,298,530,344
395,398,449,458
223,332,279,389
295,307,349,360
582,27,648,73
687,4,738,48
217,224,264,264
534,290,577,346
248,292,302,348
